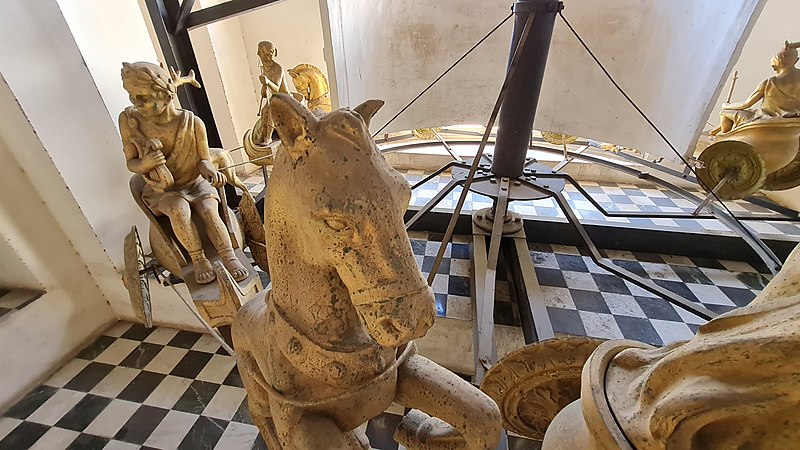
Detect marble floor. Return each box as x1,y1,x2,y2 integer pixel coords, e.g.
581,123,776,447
0,321,537,450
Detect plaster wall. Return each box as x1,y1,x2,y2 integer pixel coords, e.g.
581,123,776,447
0,0,192,325
0,76,116,411
191,0,260,151
327,0,765,162
0,233,41,291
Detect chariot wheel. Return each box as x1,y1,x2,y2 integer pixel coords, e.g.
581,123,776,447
697,140,766,200
764,151,800,191
123,226,153,328
479,337,604,440
541,131,578,146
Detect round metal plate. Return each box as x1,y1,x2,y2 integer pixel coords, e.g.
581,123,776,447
764,151,800,191
451,161,565,201
541,131,578,146
697,140,766,200
123,225,153,328
480,337,604,440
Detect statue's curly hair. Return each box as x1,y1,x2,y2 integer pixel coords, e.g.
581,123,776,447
121,62,174,98
121,62,200,98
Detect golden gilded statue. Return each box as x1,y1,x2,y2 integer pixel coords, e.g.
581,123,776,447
120,62,249,285
288,63,332,113
712,41,800,136
253,41,290,145
697,41,800,199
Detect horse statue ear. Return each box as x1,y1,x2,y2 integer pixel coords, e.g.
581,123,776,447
353,99,385,128
270,93,317,160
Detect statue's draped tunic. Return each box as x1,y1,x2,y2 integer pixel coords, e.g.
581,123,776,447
132,109,219,214
727,76,800,129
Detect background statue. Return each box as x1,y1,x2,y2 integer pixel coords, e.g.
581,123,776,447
288,63,332,113
696,41,800,199
253,41,290,145
233,94,501,449
712,41,800,136
119,62,249,284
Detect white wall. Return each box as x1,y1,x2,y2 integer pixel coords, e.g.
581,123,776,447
0,234,41,291
191,0,260,151
328,0,765,162
0,75,117,410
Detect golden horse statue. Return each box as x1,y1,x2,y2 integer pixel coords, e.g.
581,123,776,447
288,64,332,113
233,94,502,449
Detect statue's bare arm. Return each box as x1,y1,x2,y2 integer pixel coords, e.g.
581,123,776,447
194,116,226,187
724,80,767,110
119,112,164,174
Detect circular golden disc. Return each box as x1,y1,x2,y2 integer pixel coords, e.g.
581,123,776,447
480,337,604,440
697,140,766,200
412,128,441,140
541,131,578,146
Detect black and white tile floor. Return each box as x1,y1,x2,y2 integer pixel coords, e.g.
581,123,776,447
0,321,535,450
400,169,800,238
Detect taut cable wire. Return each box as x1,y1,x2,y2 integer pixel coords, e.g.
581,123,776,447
372,12,514,137
557,11,774,265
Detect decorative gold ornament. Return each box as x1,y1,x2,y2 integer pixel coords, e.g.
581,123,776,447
480,337,604,440
412,127,442,140
697,140,766,200
288,64,332,113
541,131,578,146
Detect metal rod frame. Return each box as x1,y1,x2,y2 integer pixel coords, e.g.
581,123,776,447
425,11,538,284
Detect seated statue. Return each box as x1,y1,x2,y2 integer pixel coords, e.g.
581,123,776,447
712,41,800,136
119,62,249,285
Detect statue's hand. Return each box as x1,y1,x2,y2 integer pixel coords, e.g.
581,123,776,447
205,168,227,187
141,150,166,172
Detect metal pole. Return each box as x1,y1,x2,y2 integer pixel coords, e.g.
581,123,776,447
491,0,564,178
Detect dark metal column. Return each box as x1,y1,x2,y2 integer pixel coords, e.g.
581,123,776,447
490,0,563,178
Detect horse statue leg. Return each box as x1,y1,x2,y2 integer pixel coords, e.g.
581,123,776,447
394,352,502,450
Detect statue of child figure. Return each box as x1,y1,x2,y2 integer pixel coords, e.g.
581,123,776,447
119,62,249,284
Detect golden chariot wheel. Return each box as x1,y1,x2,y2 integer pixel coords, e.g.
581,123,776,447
697,140,766,200
540,131,579,146
480,337,604,440
123,225,154,328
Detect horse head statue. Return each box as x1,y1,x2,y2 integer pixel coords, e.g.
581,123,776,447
288,64,332,113
268,93,435,346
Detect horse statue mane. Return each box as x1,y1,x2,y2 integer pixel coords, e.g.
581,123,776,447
288,64,332,113
232,94,501,449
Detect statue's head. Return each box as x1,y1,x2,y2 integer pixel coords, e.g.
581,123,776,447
258,41,277,62
121,62,199,118
771,41,800,72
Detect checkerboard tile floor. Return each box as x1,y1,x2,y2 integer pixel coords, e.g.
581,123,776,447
528,242,771,346
0,321,535,450
400,170,800,238
243,167,800,238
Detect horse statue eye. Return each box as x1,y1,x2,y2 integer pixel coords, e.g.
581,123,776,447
324,218,349,231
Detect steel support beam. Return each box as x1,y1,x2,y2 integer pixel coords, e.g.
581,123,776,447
182,0,282,31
